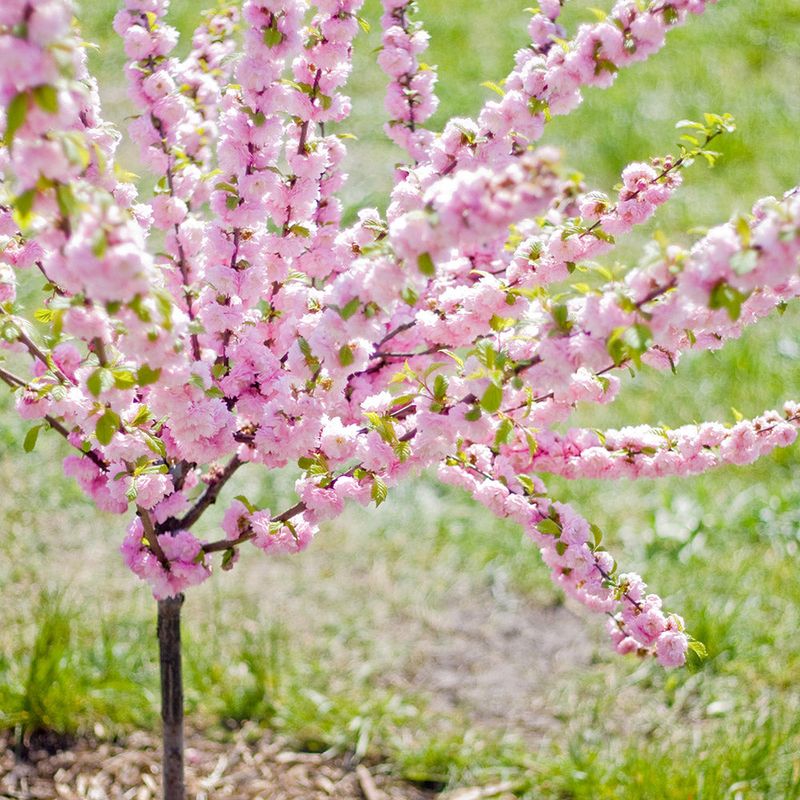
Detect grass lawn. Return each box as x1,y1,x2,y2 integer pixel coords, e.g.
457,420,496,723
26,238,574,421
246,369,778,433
2,0,800,797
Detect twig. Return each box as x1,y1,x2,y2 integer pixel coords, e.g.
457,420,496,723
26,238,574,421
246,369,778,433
439,781,520,800
356,765,386,800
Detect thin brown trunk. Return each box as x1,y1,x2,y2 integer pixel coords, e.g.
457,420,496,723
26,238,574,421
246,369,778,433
157,594,185,800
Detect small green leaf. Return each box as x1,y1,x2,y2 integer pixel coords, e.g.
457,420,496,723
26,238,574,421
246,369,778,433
371,475,388,507
338,344,355,367
494,417,514,449
130,405,151,427
23,424,43,453
55,183,78,218
96,409,121,446
590,523,603,549
32,84,58,114
234,494,257,514
4,92,29,148
87,367,114,397
141,430,166,458
537,519,562,537
516,474,536,495
481,80,505,97
338,297,360,320
136,364,161,386
432,374,448,401
113,369,137,390
401,286,418,306
417,252,435,277
709,282,748,321
263,24,284,47
480,382,503,414
464,405,482,422
12,188,37,228
688,639,708,659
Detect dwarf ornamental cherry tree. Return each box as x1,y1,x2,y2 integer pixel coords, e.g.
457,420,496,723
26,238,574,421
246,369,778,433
2,0,799,797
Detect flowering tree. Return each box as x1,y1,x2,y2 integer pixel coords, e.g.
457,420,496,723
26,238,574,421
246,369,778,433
1,0,799,796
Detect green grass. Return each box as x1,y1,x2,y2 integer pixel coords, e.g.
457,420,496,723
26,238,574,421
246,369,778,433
2,0,800,797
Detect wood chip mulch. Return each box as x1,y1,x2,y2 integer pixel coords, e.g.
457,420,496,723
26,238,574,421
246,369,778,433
0,727,445,800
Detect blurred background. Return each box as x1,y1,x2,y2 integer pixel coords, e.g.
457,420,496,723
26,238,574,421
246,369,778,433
2,0,800,797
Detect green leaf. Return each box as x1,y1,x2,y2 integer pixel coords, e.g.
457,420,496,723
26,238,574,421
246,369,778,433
516,474,536,495
130,405,151,427
12,188,37,228
489,314,515,332
32,84,58,114
537,519,562,537
55,183,78,218
709,282,748,321
401,286,418,306
96,409,120,446
338,297,360,320
494,417,514,449
4,92,29,148
464,405,482,422
338,344,355,367
23,424,43,453
263,24,284,47
234,494,257,514
688,639,708,659
136,364,161,386
371,475,388,507
481,80,505,97
87,367,114,397
432,374,448,401
480,382,503,414
113,369,137,390
734,215,751,248
607,323,653,367
590,523,603,549
91,229,108,258
142,431,166,458
417,252,435,277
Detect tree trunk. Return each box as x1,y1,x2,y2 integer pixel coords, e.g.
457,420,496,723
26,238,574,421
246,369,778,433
157,594,185,800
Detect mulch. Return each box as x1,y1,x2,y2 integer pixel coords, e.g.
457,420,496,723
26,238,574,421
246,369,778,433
0,727,444,800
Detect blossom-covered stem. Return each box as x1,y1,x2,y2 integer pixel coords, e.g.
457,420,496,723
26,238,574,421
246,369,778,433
529,408,800,480
379,0,438,162
0,365,109,470
1,314,75,385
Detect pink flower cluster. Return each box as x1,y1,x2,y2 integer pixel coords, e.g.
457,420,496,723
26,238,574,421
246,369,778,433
378,0,438,162
2,0,798,671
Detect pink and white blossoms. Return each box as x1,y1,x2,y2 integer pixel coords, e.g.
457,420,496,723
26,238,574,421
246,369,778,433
2,0,799,670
